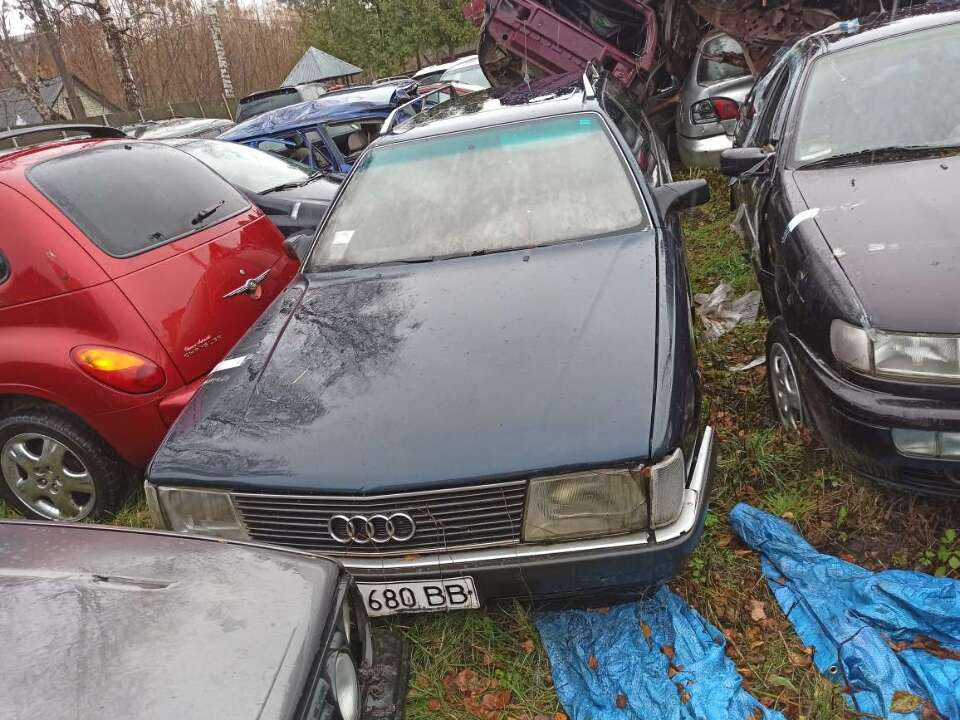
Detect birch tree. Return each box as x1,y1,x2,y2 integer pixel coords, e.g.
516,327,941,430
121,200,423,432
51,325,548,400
0,2,52,122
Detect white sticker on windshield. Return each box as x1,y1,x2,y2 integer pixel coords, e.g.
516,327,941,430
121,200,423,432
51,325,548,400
332,230,354,245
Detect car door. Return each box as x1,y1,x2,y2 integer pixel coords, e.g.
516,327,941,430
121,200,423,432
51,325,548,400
28,142,297,384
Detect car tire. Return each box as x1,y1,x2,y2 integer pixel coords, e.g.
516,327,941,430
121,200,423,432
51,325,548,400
0,404,131,522
766,321,806,433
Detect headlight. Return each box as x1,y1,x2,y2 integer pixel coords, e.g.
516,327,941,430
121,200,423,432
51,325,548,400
831,320,960,382
153,487,249,540
327,650,360,720
523,467,649,542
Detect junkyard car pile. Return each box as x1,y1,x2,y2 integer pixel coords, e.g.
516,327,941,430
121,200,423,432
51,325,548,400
3,6,960,717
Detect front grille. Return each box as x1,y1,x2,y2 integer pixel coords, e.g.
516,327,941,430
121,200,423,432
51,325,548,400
233,481,527,555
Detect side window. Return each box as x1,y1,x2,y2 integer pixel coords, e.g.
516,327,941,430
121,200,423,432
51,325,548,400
602,77,662,181
325,120,384,161
750,64,791,147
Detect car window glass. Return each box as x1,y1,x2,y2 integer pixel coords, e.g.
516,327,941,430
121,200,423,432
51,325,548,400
792,23,960,163
751,63,791,147
308,113,648,270
602,77,660,179
326,120,384,160
29,143,249,258
0,251,8,284
441,64,490,88
697,35,749,84
236,90,301,123
180,140,312,194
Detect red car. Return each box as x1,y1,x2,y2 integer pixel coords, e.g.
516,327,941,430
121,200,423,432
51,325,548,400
0,125,298,522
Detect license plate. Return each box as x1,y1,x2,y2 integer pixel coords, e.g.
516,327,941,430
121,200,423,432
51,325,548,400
358,577,479,617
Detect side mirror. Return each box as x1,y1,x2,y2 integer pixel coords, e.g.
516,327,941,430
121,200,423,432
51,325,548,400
719,147,774,177
652,179,710,218
0,251,8,283
283,231,314,262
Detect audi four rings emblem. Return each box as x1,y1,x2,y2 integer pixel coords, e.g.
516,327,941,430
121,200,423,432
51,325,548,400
329,513,416,544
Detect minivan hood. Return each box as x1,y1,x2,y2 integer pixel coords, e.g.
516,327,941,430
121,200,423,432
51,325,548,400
792,155,960,333
150,232,661,493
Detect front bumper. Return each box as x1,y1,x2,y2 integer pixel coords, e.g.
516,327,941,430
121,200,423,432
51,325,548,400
677,132,733,169
336,426,715,605
789,335,960,496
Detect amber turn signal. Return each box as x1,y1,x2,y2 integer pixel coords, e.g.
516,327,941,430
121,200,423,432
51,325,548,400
71,346,166,394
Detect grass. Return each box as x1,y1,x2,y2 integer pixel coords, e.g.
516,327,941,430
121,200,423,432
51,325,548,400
5,169,960,719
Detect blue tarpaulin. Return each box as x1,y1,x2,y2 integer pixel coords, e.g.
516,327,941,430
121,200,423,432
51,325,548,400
730,502,960,719
536,586,786,720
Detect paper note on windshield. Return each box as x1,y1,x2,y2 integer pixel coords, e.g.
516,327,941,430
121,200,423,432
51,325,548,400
330,230,353,261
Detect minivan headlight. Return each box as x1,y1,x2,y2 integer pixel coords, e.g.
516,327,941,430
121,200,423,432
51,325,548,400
523,467,649,542
153,486,249,540
831,320,960,382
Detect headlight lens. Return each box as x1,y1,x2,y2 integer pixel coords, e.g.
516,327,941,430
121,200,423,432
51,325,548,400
154,487,249,540
328,650,360,720
523,467,649,542
831,320,960,382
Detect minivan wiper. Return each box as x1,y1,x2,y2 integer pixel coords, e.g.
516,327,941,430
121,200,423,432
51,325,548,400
798,145,960,169
191,199,225,225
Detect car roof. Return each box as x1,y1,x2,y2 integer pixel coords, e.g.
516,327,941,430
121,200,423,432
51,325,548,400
221,82,416,141
0,136,128,175
800,8,960,56
0,521,339,720
379,72,597,145
122,117,233,139
413,58,457,77
444,54,479,70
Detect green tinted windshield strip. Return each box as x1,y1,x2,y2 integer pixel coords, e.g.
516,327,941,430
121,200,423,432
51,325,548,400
362,114,603,169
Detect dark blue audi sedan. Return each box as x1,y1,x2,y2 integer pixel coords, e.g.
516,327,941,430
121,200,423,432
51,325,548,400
146,71,716,615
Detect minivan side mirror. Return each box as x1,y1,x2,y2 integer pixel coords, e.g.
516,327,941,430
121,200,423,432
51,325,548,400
652,179,710,218
283,231,314,262
720,147,774,177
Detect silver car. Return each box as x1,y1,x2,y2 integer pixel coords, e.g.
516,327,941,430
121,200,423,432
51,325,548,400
677,32,754,168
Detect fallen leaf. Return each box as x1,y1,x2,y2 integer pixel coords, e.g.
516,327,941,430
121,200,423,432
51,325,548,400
680,690,691,703
426,698,441,711
587,655,599,671
482,653,495,666
615,694,628,709
480,689,512,710
748,708,764,720
767,675,798,693
890,690,925,714
661,645,675,661
520,639,535,655
787,651,811,668
554,714,568,720
641,622,652,646
667,665,679,679
592,606,610,614
750,600,767,623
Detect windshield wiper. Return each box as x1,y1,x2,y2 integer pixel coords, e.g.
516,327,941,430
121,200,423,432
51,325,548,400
190,199,225,225
799,145,960,169
261,171,327,195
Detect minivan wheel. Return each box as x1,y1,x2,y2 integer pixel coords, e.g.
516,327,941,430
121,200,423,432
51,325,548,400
766,324,805,432
0,406,129,521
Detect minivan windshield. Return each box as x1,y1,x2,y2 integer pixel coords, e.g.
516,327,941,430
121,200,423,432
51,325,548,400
793,22,960,165
236,89,301,123
178,140,314,193
307,113,647,270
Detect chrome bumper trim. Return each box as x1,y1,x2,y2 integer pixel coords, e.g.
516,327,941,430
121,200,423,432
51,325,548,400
338,425,714,571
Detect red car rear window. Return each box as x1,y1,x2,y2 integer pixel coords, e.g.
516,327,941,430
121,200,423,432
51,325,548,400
29,142,249,258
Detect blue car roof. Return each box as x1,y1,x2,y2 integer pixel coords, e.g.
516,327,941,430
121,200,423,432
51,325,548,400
220,83,415,141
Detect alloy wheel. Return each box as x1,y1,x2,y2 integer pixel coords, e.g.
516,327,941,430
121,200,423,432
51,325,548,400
1,432,96,521
769,342,804,432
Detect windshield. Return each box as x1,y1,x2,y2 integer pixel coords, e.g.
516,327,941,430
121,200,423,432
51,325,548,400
440,63,490,88
307,113,647,270
178,140,312,193
793,23,960,165
697,34,749,85
236,90,301,122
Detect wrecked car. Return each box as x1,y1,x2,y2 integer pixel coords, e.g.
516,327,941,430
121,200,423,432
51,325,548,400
722,11,960,496
0,519,407,720
146,71,715,614
475,0,658,98
219,83,418,173
677,31,753,168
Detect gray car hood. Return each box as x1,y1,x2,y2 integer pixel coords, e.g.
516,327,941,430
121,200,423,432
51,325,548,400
0,522,339,720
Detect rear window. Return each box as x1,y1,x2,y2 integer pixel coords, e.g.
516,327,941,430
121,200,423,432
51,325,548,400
237,90,302,122
698,35,749,85
29,143,249,258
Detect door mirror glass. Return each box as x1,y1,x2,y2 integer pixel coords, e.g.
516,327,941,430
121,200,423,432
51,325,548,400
652,179,710,218
719,147,774,177
0,251,8,283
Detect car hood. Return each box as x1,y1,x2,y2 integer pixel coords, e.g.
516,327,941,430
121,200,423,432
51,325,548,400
0,522,338,720
792,155,960,333
150,231,661,493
